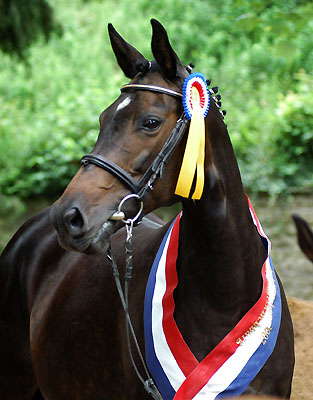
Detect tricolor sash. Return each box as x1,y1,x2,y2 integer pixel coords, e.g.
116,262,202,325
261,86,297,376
144,197,281,399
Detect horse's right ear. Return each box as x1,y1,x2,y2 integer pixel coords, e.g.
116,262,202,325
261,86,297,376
108,23,148,79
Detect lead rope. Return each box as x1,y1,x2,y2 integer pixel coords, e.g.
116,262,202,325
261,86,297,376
107,219,162,400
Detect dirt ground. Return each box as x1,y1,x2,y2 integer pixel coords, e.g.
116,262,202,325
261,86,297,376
288,297,313,400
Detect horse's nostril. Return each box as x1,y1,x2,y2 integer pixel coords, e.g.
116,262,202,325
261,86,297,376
64,207,85,237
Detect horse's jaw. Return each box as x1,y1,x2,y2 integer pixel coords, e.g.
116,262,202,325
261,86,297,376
54,220,118,255
87,220,118,254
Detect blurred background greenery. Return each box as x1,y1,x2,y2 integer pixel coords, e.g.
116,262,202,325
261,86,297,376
0,0,313,298
0,0,312,202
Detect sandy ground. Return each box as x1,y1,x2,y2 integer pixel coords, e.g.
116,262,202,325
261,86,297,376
234,297,313,399
288,297,313,400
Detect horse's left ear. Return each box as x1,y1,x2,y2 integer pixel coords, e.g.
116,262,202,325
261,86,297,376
108,23,149,79
151,19,179,81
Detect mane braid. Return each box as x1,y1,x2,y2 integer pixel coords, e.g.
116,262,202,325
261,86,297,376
208,84,227,118
135,59,151,73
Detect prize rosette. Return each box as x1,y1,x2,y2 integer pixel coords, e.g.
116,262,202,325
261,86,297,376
182,73,210,120
175,73,210,200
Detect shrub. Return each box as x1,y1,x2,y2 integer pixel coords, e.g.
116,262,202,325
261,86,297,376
273,71,313,192
0,0,312,198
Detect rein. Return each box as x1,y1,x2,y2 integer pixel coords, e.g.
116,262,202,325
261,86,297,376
106,203,162,400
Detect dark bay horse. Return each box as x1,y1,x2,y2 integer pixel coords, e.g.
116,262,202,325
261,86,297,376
0,20,294,399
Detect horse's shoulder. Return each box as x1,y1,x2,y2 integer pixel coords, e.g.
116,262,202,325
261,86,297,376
0,209,46,319
1,207,54,259
0,207,65,301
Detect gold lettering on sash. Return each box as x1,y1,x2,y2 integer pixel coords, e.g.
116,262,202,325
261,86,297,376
261,327,273,345
236,294,272,346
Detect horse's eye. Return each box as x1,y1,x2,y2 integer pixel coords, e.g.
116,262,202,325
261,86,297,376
142,118,161,131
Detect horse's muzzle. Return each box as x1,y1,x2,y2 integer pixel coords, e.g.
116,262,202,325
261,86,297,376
50,202,118,254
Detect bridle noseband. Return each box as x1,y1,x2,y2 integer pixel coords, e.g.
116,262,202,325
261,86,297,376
81,83,188,216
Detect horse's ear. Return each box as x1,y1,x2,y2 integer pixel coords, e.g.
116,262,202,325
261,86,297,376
292,215,313,263
151,19,179,81
108,23,148,79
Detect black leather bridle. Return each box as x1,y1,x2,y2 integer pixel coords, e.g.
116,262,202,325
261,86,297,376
80,83,189,201
80,84,190,400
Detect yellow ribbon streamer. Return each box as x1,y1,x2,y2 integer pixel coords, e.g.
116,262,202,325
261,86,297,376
175,87,205,200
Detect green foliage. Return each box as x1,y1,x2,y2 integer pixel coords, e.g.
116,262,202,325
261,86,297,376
0,0,61,59
273,71,313,189
275,71,313,163
0,0,312,199
231,71,313,196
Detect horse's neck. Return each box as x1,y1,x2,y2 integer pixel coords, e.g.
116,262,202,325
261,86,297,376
176,115,266,315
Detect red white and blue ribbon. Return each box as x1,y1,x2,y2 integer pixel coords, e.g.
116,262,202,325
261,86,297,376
144,197,281,399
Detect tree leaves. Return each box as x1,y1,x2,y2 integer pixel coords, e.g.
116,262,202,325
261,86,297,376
0,0,61,59
275,40,298,60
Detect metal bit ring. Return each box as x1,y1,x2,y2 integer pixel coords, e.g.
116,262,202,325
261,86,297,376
111,193,143,225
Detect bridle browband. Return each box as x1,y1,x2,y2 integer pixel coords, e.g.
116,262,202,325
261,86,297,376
81,83,189,202
121,83,183,99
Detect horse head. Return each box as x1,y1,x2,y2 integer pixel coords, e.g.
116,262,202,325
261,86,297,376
51,19,224,254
